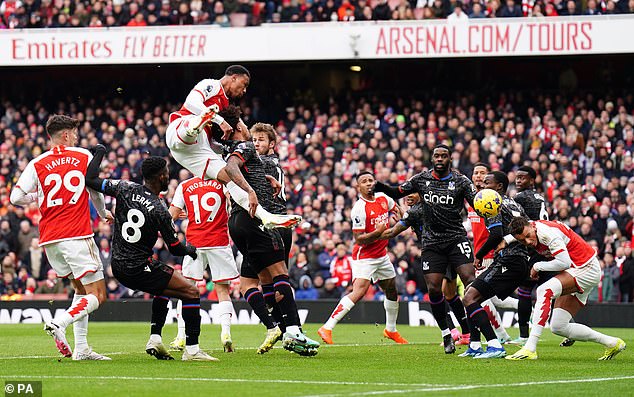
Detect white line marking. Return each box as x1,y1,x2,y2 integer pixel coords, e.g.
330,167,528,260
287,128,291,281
0,375,449,388
299,375,634,397
0,352,127,360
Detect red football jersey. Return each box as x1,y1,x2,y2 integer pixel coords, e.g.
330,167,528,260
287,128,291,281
351,193,396,260
467,205,494,260
15,145,94,246
169,78,230,124
533,220,596,268
171,177,229,248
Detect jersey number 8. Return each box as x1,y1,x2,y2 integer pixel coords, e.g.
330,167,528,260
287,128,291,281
122,209,146,243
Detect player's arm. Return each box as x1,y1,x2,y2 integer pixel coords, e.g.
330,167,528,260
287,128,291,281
463,177,477,208
156,208,197,259
85,144,109,193
169,205,184,221
475,219,504,261
87,187,113,223
225,144,258,216
380,221,408,240
10,162,38,206
532,229,572,272
354,225,388,246
374,180,410,200
169,183,186,221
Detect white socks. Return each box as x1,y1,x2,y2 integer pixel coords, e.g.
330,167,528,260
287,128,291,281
324,296,355,330
56,293,99,329
150,334,162,343
384,299,399,332
225,181,270,220
176,300,186,340
525,278,563,352
218,300,233,335
550,308,618,348
72,294,89,352
185,344,199,354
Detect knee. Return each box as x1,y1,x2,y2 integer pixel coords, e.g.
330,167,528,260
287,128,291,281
97,291,107,305
550,318,569,336
462,288,478,306
427,285,442,297
186,284,199,300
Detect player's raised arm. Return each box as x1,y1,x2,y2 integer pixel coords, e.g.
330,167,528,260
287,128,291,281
374,179,411,201
85,144,108,193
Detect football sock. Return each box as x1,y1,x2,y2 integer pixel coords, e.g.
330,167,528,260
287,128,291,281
429,293,449,333
465,303,497,344
55,293,99,329
324,295,355,330
468,316,481,344
273,275,301,328
176,299,186,339
482,299,509,340
445,301,456,330
150,296,170,336
517,287,533,338
244,288,276,329
384,298,399,332
263,283,286,332
225,181,271,221
525,278,562,352
72,294,89,352
447,295,469,334
550,308,617,347
218,300,233,335
181,298,201,347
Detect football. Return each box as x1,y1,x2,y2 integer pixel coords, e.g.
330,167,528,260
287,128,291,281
473,189,503,218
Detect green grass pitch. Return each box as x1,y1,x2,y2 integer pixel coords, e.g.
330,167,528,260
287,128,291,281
1,323,632,396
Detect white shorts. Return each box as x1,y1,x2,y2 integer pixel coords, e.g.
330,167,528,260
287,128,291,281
166,116,226,180
566,256,601,305
44,238,104,285
475,258,494,277
351,255,396,283
182,246,239,283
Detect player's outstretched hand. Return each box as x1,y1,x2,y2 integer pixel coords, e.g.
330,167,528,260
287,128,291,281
185,245,198,260
530,266,539,280
220,121,234,140
473,257,483,271
94,144,107,153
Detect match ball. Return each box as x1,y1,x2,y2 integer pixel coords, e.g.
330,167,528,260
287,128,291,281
473,188,502,218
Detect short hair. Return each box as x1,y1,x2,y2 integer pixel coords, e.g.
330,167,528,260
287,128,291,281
509,217,530,236
251,122,277,145
473,162,491,171
211,105,242,141
225,65,250,79
517,165,537,179
141,156,167,181
46,115,80,137
433,144,451,154
488,170,509,192
356,171,374,181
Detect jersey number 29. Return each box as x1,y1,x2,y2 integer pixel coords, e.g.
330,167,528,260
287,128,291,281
44,170,85,207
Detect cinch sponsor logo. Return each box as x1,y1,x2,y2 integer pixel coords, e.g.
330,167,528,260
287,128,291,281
423,192,454,205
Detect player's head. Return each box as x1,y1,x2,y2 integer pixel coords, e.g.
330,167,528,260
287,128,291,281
251,122,277,156
356,171,375,197
212,105,248,141
483,171,509,195
46,115,80,146
141,156,169,191
431,144,451,174
472,162,490,191
405,193,420,206
515,165,537,191
223,65,250,99
509,217,537,248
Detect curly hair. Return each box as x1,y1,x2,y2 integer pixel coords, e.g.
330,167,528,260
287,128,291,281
141,156,167,180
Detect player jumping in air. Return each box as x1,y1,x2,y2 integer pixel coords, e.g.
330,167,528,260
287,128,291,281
11,115,112,360
165,64,300,230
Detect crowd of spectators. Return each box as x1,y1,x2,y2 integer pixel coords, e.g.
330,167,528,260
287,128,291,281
2,0,634,29
1,87,633,304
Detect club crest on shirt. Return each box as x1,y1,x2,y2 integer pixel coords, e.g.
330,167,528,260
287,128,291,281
448,181,455,190
381,202,388,210
426,181,430,186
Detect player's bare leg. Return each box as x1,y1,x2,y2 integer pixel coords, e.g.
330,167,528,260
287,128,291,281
377,278,408,344
45,276,106,359
319,278,371,345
